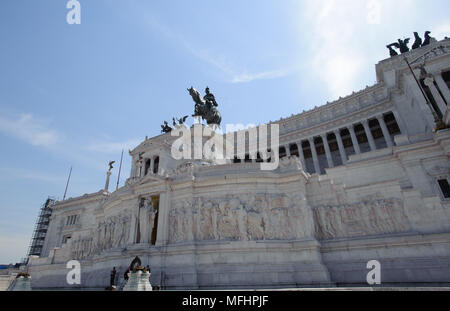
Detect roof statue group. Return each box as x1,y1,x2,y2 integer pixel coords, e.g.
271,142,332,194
161,86,222,133
386,31,436,57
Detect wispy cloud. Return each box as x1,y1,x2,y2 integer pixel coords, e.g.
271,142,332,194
86,138,141,154
0,111,135,174
231,68,293,84
133,5,293,84
185,44,295,83
0,167,65,184
0,113,60,147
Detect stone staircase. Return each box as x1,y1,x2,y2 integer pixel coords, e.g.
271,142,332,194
0,272,17,291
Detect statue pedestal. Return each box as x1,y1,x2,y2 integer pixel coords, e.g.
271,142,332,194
122,271,152,291
10,276,32,291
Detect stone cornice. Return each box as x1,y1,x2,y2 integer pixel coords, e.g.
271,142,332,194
271,83,386,131
51,190,108,211
279,96,394,144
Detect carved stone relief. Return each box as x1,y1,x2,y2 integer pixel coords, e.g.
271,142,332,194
168,192,313,243
71,211,131,260
313,198,410,240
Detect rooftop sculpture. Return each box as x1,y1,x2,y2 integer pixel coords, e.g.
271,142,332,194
188,86,222,126
160,87,222,133
386,31,436,57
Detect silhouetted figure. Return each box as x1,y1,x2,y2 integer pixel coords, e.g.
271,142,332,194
423,31,432,46
386,43,399,57
110,267,116,287
412,32,422,49
398,38,410,53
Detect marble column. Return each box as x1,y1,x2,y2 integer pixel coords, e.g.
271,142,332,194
321,134,334,168
285,145,291,156
136,161,142,178
131,161,136,178
333,129,347,165
296,142,307,170
156,192,169,246
362,120,376,151
150,158,155,174
348,125,361,154
128,202,139,244
105,171,111,192
140,161,144,177
433,74,450,106
424,76,447,115
376,115,393,147
142,158,150,176
308,137,321,174
392,110,408,135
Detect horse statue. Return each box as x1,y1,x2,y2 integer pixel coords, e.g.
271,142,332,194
161,121,173,133
187,87,222,126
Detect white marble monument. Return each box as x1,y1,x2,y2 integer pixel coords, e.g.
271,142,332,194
28,38,450,290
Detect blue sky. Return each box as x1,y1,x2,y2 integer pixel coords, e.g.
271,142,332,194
0,0,449,263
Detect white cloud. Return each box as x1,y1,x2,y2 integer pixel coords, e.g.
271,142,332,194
301,0,418,101
0,113,60,147
303,0,369,99
432,23,450,40
231,69,293,84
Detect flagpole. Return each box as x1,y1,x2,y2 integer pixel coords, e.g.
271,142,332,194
63,166,72,200
116,149,124,191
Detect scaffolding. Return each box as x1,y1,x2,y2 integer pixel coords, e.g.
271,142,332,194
25,197,55,262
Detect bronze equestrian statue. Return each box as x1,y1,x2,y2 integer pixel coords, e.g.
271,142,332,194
188,86,222,126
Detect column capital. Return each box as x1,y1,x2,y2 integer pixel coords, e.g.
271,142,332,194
423,76,435,87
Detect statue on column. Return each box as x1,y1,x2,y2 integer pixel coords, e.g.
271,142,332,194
138,197,151,244
136,153,143,177
104,161,115,192
148,200,158,244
